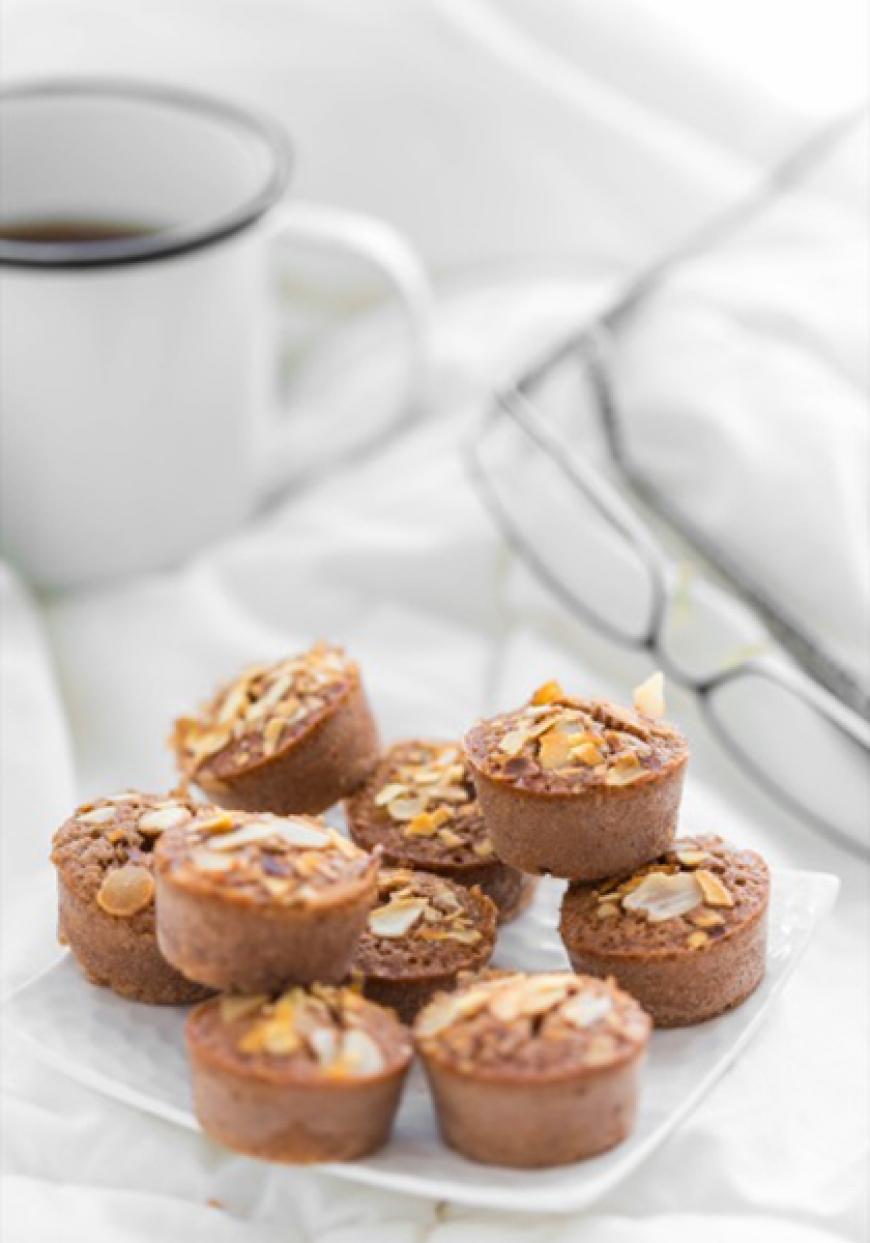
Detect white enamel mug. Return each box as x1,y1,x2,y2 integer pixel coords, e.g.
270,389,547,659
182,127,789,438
0,80,431,589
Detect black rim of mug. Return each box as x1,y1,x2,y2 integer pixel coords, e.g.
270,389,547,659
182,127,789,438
0,77,293,269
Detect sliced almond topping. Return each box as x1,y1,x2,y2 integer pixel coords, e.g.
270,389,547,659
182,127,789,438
193,812,236,834
416,988,491,1037
240,1020,300,1056
561,993,613,1028
429,784,469,804
385,795,429,822
572,741,605,766
584,1034,617,1067
339,1028,384,1077
368,897,428,938
675,848,709,868
531,680,565,706
191,728,232,762
605,751,645,786
689,909,725,928
262,716,287,757
262,877,293,898
622,870,702,922
220,995,268,1023
96,865,154,916
596,902,619,919
686,929,710,949
694,869,734,908
472,838,495,859
190,848,234,873
374,782,408,807
306,1025,339,1067
437,828,464,848
206,821,280,851
633,671,666,719
537,729,576,770
405,808,450,838
78,806,117,826
274,818,330,849
138,806,191,834
497,729,527,757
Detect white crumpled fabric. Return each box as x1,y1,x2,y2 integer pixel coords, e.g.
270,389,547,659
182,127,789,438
1,1,867,1240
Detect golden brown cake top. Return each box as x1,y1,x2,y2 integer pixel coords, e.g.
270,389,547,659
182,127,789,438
170,641,357,782
189,984,411,1080
155,809,376,905
347,739,497,869
560,835,770,955
352,868,497,979
414,971,650,1076
464,674,687,794
51,790,201,923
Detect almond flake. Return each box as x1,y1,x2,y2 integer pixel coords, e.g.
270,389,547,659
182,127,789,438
96,865,154,917
368,898,428,938
386,795,429,821
437,828,464,848
531,680,566,706
537,729,576,770
584,1035,617,1067
193,812,236,834
689,909,725,928
415,988,491,1037
190,848,234,873
633,671,666,719
262,877,293,898
138,806,191,834
686,930,710,949
472,838,495,859
405,809,450,838
429,784,469,804
220,995,268,1022
206,821,279,851
262,716,287,757
77,806,117,826
694,869,734,908
572,741,605,766
605,752,645,786
675,848,709,868
339,1028,384,1077
275,818,330,849
562,993,613,1028
497,729,528,757
621,870,702,922
307,1026,339,1067
374,782,408,807
596,902,619,919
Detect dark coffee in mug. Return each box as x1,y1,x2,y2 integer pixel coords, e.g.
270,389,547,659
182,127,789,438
0,217,161,243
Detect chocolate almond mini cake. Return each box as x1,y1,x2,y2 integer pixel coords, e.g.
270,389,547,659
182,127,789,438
346,739,537,923
154,809,378,993
170,642,380,814
187,985,411,1162
50,791,212,1004
559,834,769,1026
350,867,498,1022
415,971,651,1167
464,674,688,880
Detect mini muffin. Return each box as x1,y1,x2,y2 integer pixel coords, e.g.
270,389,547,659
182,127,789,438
346,739,537,923
170,641,380,814
50,790,212,1004
559,834,769,1026
350,867,498,1023
464,674,688,880
187,984,411,1162
154,809,378,993
415,971,651,1167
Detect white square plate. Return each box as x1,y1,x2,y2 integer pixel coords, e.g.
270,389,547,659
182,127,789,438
3,869,837,1214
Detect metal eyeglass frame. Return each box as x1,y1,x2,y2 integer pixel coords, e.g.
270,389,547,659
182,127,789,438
466,329,870,861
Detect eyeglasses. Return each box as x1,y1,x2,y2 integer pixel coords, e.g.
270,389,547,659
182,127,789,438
467,326,870,860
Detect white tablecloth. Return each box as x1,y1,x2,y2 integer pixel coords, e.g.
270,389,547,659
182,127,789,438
1,2,868,1239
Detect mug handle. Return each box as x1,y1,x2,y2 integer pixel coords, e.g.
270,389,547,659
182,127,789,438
254,201,431,495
